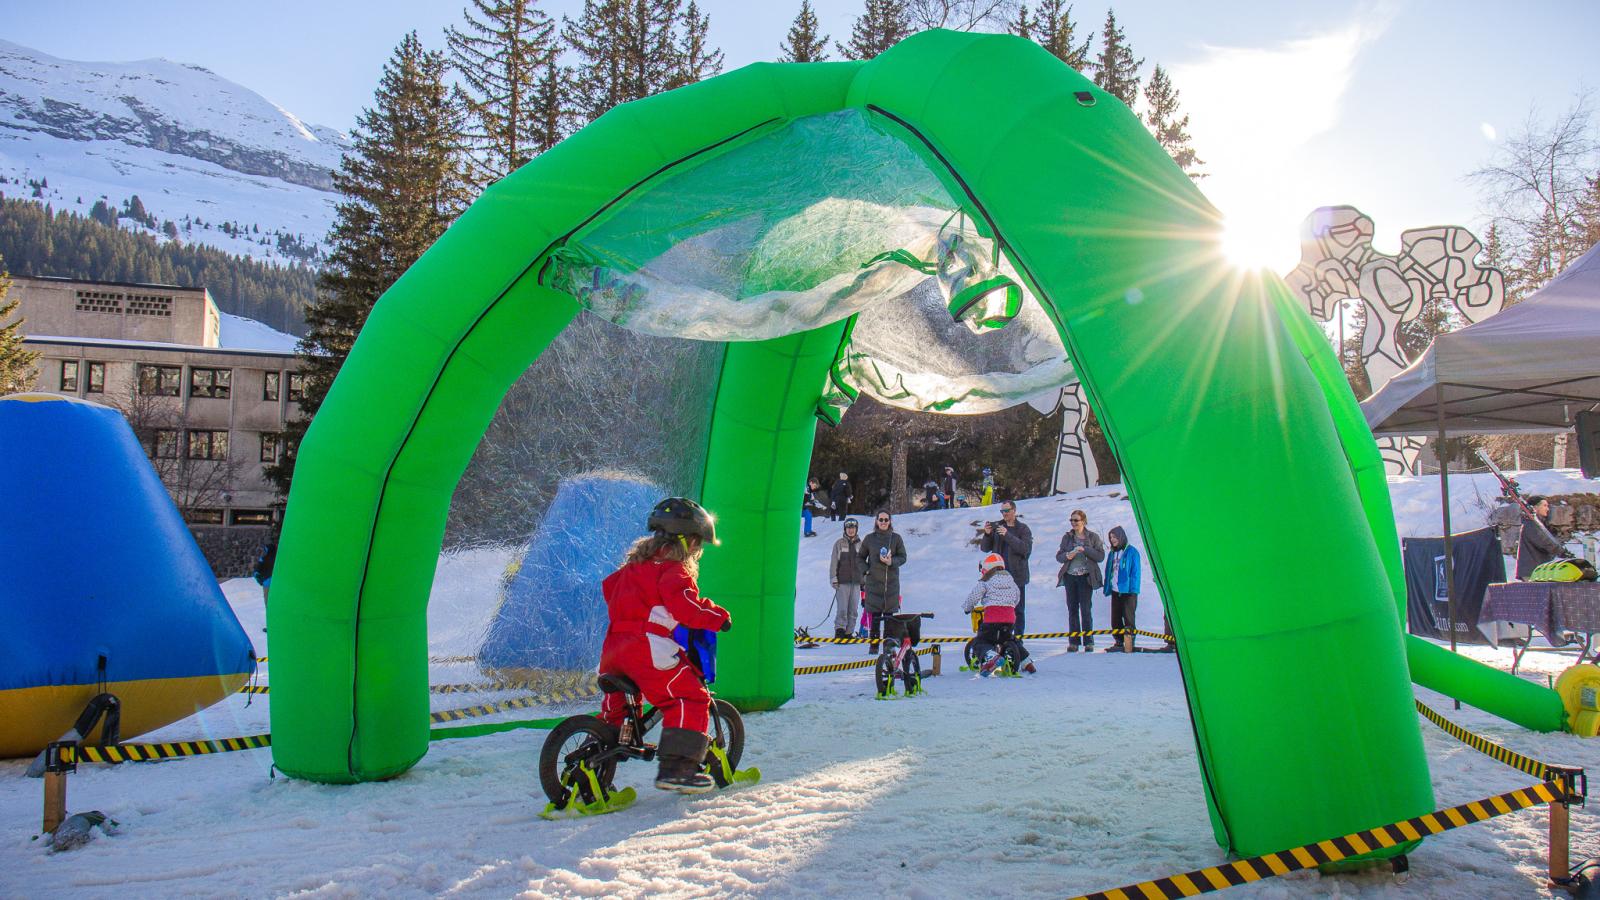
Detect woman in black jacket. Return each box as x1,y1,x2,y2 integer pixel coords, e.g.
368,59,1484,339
1055,509,1105,651
858,510,907,652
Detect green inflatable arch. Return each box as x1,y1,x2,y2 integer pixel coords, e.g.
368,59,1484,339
270,30,1562,858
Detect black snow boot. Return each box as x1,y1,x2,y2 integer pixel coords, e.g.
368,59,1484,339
654,727,715,793
834,628,848,639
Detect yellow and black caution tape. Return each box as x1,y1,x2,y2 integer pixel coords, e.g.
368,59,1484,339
1415,700,1576,784
798,628,1175,645
237,678,593,697
69,734,272,763
430,684,602,723
1071,781,1566,900
794,645,937,675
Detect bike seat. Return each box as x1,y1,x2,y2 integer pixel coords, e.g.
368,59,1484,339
597,672,640,695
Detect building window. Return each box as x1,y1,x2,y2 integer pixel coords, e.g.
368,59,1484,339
152,429,179,458
75,290,122,314
260,433,278,463
229,509,276,526
264,371,280,402
190,367,232,399
187,430,229,460
287,372,305,402
60,360,79,392
125,294,173,317
185,508,224,525
86,362,105,393
139,365,182,396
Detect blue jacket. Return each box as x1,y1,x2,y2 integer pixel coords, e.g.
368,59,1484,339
1102,526,1140,596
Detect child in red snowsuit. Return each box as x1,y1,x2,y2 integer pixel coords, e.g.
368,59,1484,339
599,497,731,793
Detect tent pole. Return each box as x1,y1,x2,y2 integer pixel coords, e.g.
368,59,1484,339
1437,385,1461,710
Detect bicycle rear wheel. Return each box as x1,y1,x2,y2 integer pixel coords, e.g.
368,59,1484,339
963,638,979,670
705,699,746,787
903,649,922,695
538,716,618,810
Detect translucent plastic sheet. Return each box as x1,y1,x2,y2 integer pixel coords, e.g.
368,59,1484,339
547,108,1076,415
429,312,724,705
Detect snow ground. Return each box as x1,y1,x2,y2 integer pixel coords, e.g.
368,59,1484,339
6,476,1600,899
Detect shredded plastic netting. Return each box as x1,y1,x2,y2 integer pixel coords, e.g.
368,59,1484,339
427,312,723,707
544,108,1075,415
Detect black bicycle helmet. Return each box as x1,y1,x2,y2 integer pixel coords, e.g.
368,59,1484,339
647,497,718,545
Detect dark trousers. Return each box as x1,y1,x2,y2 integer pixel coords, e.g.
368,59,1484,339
1064,573,1094,647
1110,592,1137,645
1014,582,1027,638
971,622,1026,664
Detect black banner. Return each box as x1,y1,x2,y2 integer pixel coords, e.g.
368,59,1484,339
1403,527,1507,643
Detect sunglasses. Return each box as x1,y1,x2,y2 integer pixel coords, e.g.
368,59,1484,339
1070,517,1083,522
876,517,891,522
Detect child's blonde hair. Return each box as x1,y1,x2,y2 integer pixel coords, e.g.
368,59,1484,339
624,532,702,578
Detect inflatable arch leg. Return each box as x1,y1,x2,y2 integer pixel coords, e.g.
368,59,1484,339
273,31,1435,857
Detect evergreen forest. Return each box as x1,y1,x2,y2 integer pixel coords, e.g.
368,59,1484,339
0,196,315,335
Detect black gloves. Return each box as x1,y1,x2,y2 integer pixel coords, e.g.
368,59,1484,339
720,619,732,633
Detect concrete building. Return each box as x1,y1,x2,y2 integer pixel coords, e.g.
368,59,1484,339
14,275,301,576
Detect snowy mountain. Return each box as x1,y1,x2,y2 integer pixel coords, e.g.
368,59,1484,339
0,39,344,262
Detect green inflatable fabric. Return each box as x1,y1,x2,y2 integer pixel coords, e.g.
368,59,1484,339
273,30,1445,857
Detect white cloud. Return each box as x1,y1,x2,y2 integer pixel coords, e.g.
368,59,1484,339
1169,11,1393,272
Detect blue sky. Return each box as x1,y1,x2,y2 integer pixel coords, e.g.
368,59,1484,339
3,0,1597,270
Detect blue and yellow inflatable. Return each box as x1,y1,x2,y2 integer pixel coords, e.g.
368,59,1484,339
0,393,256,757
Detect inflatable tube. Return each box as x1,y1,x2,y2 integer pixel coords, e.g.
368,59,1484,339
0,394,256,757
271,31,1435,858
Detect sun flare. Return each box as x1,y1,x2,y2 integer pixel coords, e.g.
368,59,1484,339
1220,220,1286,271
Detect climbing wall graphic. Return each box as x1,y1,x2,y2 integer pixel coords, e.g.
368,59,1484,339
1029,383,1099,493
1284,206,1505,474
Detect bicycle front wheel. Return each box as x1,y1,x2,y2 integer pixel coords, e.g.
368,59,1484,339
705,699,746,787
874,651,896,696
903,649,922,695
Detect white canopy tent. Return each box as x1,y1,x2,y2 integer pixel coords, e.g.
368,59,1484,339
1363,240,1600,436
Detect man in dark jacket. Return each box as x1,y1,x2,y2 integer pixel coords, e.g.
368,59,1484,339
859,509,907,653
1055,509,1106,650
980,500,1033,636
830,472,854,521
940,467,959,507
1516,495,1567,580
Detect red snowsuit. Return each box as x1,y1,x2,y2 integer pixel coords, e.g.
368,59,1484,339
599,554,730,733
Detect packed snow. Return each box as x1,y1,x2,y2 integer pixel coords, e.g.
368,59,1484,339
5,475,1600,899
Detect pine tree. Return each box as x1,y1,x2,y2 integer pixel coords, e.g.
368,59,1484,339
1090,9,1141,106
448,0,562,183
840,0,910,61
1028,0,1090,69
1007,4,1034,40
670,2,724,88
780,0,830,63
1142,65,1203,178
0,262,39,396
269,32,470,496
566,0,720,122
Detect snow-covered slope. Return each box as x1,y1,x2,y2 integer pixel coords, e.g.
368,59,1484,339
0,39,343,261
218,313,298,352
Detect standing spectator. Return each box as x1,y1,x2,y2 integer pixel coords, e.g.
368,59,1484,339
1102,525,1141,652
802,476,828,537
829,518,864,639
253,541,277,604
922,476,942,510
980,500,1034,637
1055,509,1105,651
1516,495,1567,581
830,472,853,521
940,466,959,507
980,468,995,507
858,509,907,653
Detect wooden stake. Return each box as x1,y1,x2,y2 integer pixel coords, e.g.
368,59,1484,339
42,770,65,835
1550,800,1571,885
930,644,941,677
